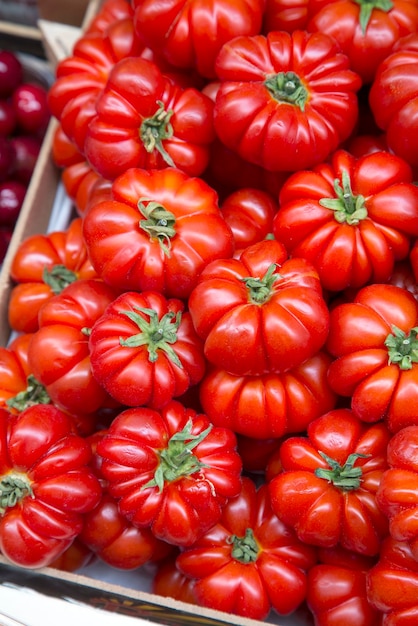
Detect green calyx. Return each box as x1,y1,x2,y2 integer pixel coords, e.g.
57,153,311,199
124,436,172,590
0,472,34,515
142,418,212,492
385,325,418,370
227,528,259,564
264,71,308,111
140,100,175,167
242,263,281,305
138,197,176,257
119,306,183,368
6,374,51,412
319,170,368,225
42,264,78,294
353,0,394,35
315,451,370,491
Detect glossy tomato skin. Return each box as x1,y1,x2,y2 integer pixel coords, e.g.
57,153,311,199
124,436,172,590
268,409,390,556
366,537,418,622
176,476,318,620
307,0,418,84
326,284,418,432
84,56,215,179
132,0,265,79
8,217,97,333
82,167,234,300
369,33,418,168
27,279,120,415
0,404,102,568
262,0,331,33
273,149,418,293
96,400,242,547
307,552,382,626
213,30,361,172
88,290,206,408
47,13,144,153
376,426,418,560
199,351,338,439
220,187,278,257
0,333,34,411
79,492,173,569
153,555,198,605
188,238,329,376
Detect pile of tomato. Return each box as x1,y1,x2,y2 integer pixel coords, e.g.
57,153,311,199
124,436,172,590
1,0,418,624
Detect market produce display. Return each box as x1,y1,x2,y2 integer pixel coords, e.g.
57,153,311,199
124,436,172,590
0,49,51,262
2,0,418,624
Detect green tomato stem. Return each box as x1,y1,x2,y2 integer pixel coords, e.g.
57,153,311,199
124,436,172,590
228,528,259,564
6,374,51,412
42,264,78,294
140,100,175,167
138,197,176,257
119,306,183,368
353,0,394,35
264,71,308,111
242,263,281,305
0,472,34,515
385,325,418,370
319,169,368,225
142,418,212,492
315,451,370,491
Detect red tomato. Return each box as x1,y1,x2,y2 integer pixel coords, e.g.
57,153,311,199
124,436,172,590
88,290,206,408
84,56,215,179
153,556,198,605
326,283,418,432
369,33,418,169
376,425,418,560
268,409,390,556
82,167,234,299
0,333,42,412
79,492,173,569
213,30,361,172
95,400,242,547
176,476,318,620
199,351,337,439
84,0,135,35
366,537,418,623
273,149,418,292
220,187,278,256
262,0,331,32
27,279,120,415
8,217,97,333
188,238,330,376
47,14,144,153
307,0,418,84
131,0,265,79
0,404,102,568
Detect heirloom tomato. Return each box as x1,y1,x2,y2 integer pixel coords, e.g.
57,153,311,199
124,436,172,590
0,404,102,568
199,351,337,439
176,476,318,620
326,283,418,432
0,333,49,413
213,30,361,172
220,187,278,257
268,409,390,556
82,167,234,299
96,400,242,547
273,149,418,293
376,425,418,559
366,537,418,623
262,0,331,33
27,279,120,415
369,33,418,169
84,56,215,179
85,0,135,35
153,555,198,605
9,217,97,333
132,0,265,79
47,11,144,153
307,561,381,626
307,0,418,84
79,492,173,569
88,290,206,408
188,238,329,376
